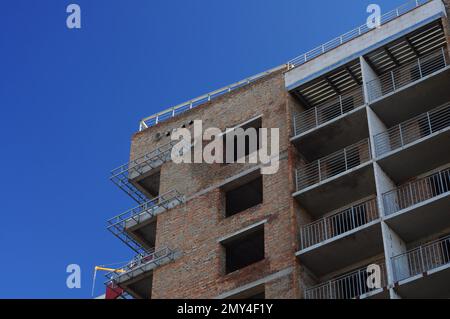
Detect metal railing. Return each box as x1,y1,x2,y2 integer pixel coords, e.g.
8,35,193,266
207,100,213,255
374,102,450,158
107,190,184,254
367,48,448,102
293,87,364,137
110,140,178,203
304,260,387,299
295,139,372,191
105,247,174,283
392,235,450,282
139,65,286,130
288,0,432,68
300,198,379,250
138,0,433,132
383,167,450,216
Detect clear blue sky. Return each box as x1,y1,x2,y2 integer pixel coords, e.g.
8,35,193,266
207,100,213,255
0,0,405,298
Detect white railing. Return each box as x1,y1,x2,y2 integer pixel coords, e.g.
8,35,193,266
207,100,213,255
367,48,447,102
383,168,450,216
374,102,450,158
300,198,379,250
288,0,432,68
392,235,450,282
305,261,387,299
293,87,364,137
138,0,433,132
139,65,286,130
295,139,372,191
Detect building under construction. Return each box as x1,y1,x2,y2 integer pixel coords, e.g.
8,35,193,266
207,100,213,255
104,0,450,299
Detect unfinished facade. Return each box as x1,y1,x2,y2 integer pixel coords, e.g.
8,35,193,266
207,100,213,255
106,0,450,299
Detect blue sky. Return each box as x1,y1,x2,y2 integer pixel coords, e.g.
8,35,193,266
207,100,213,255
0,0,405,298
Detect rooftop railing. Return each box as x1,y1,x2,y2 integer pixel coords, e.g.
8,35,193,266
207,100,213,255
138,65,286,131
138,0,432,132
304,260,387,299
383,167,450,216
110,140,178,203
287,0,432,69
300,198,379,250
367,48,448,102
293,87,364,137
295,139,372,192
374,102,450,158
107,190,184,254
392,235,450,282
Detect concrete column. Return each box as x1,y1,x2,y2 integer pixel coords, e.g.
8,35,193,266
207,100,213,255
372,162,408,298
360,56,381,104
442,0,450,59
366,107,388,160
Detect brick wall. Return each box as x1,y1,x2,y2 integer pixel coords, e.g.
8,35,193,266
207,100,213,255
129,69,301,298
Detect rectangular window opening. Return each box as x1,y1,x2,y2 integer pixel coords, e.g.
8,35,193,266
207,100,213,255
222,225,265,274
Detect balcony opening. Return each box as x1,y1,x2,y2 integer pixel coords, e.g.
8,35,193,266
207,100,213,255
223,117,262,163
126,273,153,299
131,220,157,251
224,175,263,217
222,224,265,274
136,170,161,198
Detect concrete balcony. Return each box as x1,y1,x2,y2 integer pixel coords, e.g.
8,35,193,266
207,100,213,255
383,168,450,242
291,87,368,160
367,48,450,127
293,139,376,215
304,260,388,299
297,198,383,277
374,102,450,183
107,190,184,254
392,235,450,298
110,141,176,203
105,247,175,299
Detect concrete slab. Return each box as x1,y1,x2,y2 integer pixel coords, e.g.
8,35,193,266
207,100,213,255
293,163,376,217
385,192,450,242
292,106,369,161
376,127,450,183
370,66,450,127
296,220,383,277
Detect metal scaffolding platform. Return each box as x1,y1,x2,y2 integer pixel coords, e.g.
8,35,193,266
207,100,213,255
107,190,184,255
110,140,178,203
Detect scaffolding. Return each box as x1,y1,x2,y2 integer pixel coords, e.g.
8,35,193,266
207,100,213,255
107,190,184,255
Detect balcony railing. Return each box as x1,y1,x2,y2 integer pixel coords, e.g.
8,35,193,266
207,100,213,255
367,48,448,102
392,235,450,282
287,0,432,69
107,190,184,254
293,87,364,137
300,198,379,250
383,168,450,216
374,102,450,158
105,247,174,284
304,260,387,299
110,140,178,203
295,139,372,191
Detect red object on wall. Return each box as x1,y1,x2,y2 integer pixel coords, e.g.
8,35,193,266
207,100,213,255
105,284,124,299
